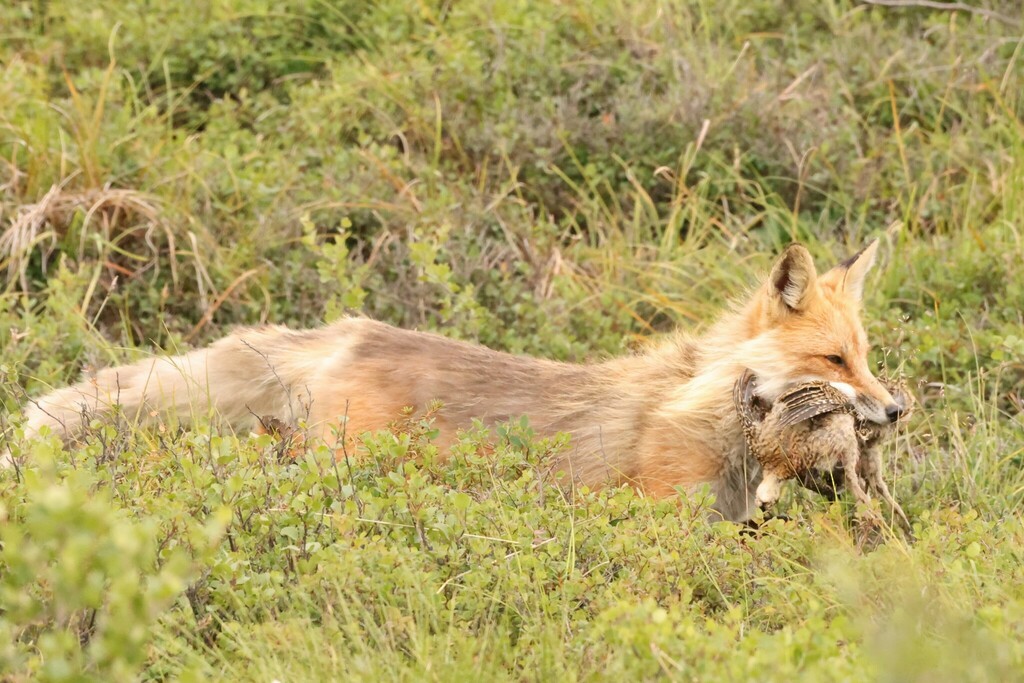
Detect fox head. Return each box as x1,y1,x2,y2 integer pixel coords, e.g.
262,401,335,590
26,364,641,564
743,241,900,425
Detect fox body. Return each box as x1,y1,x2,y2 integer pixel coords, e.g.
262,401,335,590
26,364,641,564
10,242,900,522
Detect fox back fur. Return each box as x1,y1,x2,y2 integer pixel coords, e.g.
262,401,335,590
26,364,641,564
11,242,899,522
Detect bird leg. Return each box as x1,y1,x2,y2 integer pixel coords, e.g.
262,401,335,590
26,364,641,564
755,470,784,511
840,447,880,523
860,445,912,533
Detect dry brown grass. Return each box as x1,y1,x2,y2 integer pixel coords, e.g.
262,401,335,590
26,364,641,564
0,184,174,291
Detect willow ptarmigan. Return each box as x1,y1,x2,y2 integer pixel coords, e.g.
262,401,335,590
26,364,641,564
733,369,911,529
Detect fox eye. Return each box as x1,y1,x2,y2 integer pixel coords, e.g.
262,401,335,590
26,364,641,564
825,354,845,367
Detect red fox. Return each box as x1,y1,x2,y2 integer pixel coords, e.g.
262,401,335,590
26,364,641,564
9,242,900,522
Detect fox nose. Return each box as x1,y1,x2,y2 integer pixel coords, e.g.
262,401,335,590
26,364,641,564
885,404,902,423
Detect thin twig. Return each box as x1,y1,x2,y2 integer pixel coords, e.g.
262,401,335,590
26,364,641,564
185,268,260,342
239,338,295,423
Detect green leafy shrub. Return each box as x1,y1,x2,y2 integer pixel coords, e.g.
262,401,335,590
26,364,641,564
0,446,224,681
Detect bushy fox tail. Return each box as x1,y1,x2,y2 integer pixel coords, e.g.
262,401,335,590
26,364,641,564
16,325,320,448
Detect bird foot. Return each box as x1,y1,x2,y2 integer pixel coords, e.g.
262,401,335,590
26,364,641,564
860,447,912,535
865,476,912,535
755,472,783,511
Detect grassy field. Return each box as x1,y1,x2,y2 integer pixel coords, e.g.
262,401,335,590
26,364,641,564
1,0,1023,680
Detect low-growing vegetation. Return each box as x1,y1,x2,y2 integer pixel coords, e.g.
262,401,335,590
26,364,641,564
1,0,1022,680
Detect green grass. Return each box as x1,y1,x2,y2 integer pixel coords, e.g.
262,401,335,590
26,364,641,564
1,0,1023,680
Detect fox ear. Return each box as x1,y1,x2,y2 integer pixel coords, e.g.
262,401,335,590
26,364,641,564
767,244,818,314
822,240,878,301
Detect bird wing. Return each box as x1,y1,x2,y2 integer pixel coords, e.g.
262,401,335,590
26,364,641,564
774,382,852,428
732,368,762,426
